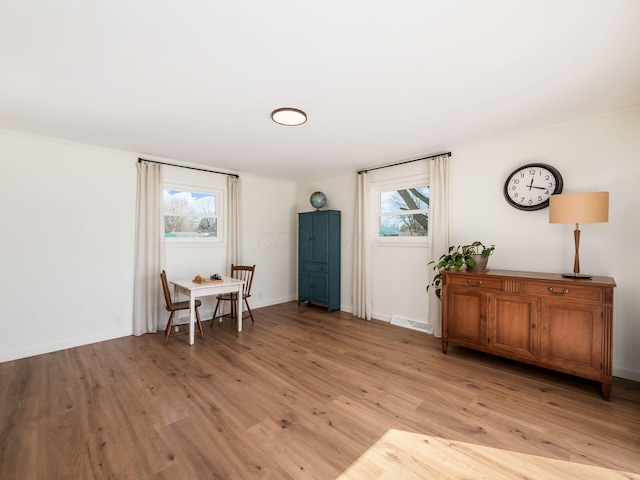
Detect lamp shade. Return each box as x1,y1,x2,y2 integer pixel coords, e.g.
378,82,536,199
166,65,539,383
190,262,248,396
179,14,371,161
549,192,609,224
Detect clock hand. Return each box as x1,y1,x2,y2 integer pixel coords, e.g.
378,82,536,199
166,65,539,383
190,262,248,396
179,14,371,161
530,186,548,190
528,178,534,190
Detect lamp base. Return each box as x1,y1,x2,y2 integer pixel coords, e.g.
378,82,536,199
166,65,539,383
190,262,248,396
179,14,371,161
561,273,593,280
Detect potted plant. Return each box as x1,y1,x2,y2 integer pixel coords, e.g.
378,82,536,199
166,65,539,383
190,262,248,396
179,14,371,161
462,241,495,270
427,245,466,300
428,242,496,299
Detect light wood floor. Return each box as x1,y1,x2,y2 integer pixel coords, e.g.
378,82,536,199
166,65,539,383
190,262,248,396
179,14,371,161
1,302,639,479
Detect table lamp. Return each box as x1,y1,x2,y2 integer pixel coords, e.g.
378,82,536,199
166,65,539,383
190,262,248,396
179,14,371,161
549,192,609,279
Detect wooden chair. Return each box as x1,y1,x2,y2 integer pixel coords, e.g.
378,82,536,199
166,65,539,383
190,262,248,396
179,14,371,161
160,270,204,345
211,264,255,326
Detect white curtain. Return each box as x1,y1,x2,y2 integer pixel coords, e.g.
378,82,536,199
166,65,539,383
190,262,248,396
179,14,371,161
427,155,450,338
353,172,372,320
132,161,166,335
227,175,243,269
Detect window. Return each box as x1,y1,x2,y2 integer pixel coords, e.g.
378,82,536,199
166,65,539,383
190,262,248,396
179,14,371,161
163,188,221,240
377,184,430,239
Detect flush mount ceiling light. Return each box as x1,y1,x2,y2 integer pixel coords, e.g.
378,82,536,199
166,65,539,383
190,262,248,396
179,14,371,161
271,107,307,126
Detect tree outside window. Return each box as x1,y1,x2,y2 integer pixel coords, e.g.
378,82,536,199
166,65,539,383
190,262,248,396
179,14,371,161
379,186,429,237
163,189,218,238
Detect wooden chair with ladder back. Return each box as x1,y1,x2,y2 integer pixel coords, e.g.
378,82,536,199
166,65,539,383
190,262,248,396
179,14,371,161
160,270,204,345
211,264,256,326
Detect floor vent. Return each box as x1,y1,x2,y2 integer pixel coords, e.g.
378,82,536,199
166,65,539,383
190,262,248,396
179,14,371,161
390,315,432,334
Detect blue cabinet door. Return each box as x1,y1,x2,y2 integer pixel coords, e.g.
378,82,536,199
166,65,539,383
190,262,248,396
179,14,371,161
299,270,313,301
313,271,329,304
312,214,329,263
299,214,314,263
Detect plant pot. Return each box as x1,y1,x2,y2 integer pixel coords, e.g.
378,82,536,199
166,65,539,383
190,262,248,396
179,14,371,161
467,254,489,270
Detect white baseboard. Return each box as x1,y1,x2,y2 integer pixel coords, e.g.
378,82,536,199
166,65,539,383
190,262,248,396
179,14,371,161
251,295,297,309
0,327,132,363
372,311,391,322
613,365,640,382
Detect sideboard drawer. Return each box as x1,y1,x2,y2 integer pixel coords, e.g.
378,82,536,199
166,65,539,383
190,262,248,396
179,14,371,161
522,282,602,302
447,275,504,291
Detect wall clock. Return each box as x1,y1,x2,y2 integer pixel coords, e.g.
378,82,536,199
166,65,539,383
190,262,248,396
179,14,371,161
503,163,563,211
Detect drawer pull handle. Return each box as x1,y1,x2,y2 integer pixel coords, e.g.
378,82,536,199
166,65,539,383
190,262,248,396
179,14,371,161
548,287,569,295
467,280,483,287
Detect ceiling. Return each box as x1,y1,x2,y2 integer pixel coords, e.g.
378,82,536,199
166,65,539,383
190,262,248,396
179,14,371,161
1,1,639,181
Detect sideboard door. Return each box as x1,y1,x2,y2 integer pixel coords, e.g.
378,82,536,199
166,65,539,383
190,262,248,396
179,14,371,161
488,293,539,362
540,299,603,379
445,288,487,349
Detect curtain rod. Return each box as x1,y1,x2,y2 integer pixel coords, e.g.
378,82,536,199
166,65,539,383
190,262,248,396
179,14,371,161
138,158,239,178
357,151,451,175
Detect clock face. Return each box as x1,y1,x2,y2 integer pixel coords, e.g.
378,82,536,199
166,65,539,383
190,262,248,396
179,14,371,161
503,163,563,211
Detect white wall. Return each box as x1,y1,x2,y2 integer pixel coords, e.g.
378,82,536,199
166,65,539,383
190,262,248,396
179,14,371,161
0,131,137,361
242,174,298,308
297,106,640,381
0,131,298,362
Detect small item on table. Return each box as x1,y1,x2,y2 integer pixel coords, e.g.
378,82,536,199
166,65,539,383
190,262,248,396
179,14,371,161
193,274,223,284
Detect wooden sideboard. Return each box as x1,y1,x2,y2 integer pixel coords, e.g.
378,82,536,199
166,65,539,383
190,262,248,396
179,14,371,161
441,269,616,399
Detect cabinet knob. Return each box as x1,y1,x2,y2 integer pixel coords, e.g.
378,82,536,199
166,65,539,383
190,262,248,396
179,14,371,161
548,287,569,295
531,324,536,329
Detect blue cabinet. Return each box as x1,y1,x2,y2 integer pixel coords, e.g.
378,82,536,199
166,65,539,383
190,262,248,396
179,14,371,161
298,210,340,312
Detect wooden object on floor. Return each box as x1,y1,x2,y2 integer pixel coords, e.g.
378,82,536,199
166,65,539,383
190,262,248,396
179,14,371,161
160,270,204,345
441,269,616,399
1,302,638,479
211,264,255,325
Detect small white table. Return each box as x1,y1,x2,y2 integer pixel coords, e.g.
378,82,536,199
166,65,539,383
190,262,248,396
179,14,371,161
170,276,245,345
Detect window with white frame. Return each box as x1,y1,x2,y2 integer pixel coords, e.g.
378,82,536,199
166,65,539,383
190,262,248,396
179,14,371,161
376,183,430,241
163,186,223,242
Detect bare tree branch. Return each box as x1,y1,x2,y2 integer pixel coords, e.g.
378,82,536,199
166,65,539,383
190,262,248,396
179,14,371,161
397,189,428,232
